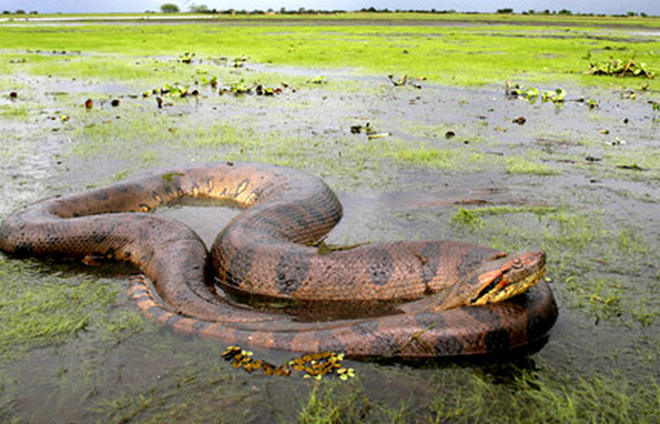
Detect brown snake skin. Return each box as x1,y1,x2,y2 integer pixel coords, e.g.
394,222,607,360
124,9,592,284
0,162,557,358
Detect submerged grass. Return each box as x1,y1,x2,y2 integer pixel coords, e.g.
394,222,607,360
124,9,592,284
0,256,144,360
449,204,657,326
287,365,660,424
506,157,562,175
428,368,660,424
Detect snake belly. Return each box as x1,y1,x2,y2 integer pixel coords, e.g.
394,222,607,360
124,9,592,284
0,162,557,358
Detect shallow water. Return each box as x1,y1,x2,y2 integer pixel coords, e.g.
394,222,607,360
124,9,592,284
0,36,659,423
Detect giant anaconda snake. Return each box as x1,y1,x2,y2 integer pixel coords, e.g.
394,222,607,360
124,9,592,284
0,162,557,357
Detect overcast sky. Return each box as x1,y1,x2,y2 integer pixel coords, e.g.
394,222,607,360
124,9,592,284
3,0,659,15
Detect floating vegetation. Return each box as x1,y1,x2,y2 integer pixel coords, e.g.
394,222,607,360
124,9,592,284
349,122,391,139
138,77,287,108
506,83,539,101
232,55,248,68
199,75,218,88
541,88,566,103
588,58,654,78
221,346,355,380
177,51,196,64
220,79,252,95
306,75,327,84
147,83,196,98
218,80,285,96
506,82,566,104
388,74,425,88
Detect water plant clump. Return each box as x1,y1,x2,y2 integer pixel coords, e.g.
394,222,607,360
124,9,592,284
388,74,425,88
218,80,286,96
588,58,654,78
177,51,196,64
505,82,566,104
144,83,196,98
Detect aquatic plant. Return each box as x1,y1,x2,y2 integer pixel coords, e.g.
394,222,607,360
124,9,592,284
588,58,654,78
506,82,566,104
388,74,425,88
177,51,196,64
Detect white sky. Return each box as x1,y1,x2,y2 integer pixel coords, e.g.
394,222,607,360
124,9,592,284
2,0,659,15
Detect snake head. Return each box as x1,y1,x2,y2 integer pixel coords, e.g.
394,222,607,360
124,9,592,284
467,250,546,306
400,250,546,314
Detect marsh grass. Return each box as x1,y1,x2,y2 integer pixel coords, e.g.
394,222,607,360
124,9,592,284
449,204,657,326
88,348,294,423
0,17,658,89
297,384,352,424
0,103,30,119
0,257,144,360
506,157,562,175
428,368,660,424
288,364,660,423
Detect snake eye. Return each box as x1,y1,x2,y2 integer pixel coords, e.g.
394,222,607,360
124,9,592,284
512,258,523,269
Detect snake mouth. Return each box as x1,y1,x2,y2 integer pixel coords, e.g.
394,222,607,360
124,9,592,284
470,263,546,306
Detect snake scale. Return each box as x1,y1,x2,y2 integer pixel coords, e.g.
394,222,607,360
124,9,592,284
0,162,557,358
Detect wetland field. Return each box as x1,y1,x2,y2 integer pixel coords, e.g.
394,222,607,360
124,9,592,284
0,12,659,423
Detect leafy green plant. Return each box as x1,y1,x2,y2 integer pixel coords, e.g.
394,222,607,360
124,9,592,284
177,51,196,64
388,74,425,88
199,75,218,88
219,79,252,95
218,79,285,96
159,83,192,97
588,58,654,78
541,88,566,103
507,83,567,105
306,75,327,84
506,82,538,101
232,55,248,68
451,208,484,231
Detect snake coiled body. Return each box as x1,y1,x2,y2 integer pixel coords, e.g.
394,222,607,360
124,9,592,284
0,162,557,357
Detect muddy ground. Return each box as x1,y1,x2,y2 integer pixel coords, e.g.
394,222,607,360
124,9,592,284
0,39,659,422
